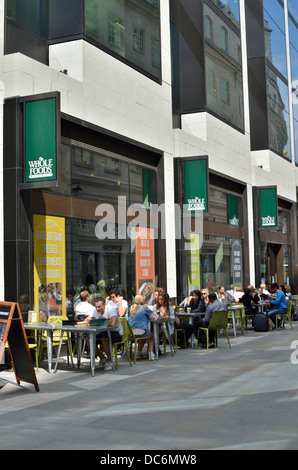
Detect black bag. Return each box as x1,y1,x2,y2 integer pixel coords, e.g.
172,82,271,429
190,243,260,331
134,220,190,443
293,310,298,321
254,313,269,332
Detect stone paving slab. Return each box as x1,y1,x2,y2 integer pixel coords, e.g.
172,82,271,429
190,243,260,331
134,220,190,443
1,324,298,451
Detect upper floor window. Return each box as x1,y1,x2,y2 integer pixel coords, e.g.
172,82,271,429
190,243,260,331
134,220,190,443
220,26,228,53
204,15,213,42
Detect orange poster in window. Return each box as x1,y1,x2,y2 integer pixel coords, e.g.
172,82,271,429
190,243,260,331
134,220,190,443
135,227,155,304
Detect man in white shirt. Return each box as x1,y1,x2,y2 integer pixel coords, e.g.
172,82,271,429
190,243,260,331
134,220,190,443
105,289,128,318
85,296,123,371
74,290,96,320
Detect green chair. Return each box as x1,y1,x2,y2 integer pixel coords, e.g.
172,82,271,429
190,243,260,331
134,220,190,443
127,322,151,363
112,318,132,370
174,326,187,352
197,311,231,350
275,301,294,331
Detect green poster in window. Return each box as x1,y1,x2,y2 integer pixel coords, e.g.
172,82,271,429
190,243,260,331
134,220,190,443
227,194,239,226
25,98,57,183
259,188,277,228
184,159,208,212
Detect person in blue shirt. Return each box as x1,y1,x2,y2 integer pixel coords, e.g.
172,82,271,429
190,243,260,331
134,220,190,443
267,283,287,328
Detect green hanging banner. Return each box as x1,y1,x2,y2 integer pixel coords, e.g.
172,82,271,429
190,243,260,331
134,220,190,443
184,158,208,212
258,187,278,228
21,92,60,188
227,194,239,226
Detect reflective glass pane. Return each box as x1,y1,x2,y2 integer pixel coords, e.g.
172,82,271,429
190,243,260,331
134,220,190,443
204,3,244,130
294,119,298,164
6,0,48,37
85,0,161,79
288,0,298,23
267,67,291,160
263,2,287,79
289,18,298,82
210,0,240,28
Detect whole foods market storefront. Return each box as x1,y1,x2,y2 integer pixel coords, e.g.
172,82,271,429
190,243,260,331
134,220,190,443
4,94,166,315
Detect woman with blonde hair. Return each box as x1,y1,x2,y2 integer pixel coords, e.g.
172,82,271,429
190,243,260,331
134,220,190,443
130,294,145,317
129,294,158,360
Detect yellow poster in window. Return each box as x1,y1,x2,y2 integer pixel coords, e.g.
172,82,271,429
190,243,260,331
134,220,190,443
33,214,66,318
187,233,200,291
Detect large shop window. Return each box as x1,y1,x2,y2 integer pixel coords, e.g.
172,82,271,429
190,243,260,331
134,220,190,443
204,2,244,130
187,235,243,296
85,0,161,80
56,143,158,301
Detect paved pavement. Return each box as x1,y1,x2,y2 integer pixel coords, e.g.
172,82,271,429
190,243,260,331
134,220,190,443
1,322,298,451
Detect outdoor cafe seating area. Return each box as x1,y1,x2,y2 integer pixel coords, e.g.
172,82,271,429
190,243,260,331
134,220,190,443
2,291,295,378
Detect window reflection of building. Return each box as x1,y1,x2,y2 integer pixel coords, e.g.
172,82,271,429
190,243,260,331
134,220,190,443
204,3,244,130
85,0,161,79
264,9,291,160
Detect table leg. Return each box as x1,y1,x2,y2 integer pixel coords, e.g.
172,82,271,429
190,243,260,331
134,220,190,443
153,323,159,360
166,323,174,356
232,312,237,338
107,329,114,371
89,331,96,377
47,330,53,373
189,317,194,348
77,333,82,369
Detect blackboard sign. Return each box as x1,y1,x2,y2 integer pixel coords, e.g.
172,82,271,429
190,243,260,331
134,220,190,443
0,302,39,392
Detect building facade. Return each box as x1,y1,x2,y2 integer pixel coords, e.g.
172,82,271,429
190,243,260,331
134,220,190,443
0,0,298,314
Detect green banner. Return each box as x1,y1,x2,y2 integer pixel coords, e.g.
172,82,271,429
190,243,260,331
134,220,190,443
227,194,239,226
259,188,277,228
184,159,208,212
25,98,57,183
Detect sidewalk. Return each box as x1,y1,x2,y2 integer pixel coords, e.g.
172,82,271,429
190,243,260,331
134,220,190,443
1,323,298,450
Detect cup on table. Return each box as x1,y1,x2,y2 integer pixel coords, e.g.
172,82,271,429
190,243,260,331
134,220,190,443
187,307,191,314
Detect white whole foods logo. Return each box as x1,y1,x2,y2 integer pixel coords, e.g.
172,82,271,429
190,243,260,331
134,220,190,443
28,157,54,179
262,215,275,227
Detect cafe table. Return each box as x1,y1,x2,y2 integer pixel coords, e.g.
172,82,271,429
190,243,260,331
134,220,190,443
23,322,116,377
149,317,174,360
175,310,206,348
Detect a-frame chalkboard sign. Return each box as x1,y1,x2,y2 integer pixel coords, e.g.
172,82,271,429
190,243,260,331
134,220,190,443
0,302,39,392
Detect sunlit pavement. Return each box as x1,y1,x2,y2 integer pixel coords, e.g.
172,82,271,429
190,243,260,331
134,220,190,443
1,323,298,450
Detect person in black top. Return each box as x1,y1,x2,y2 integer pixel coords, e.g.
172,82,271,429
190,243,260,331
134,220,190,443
185,290,206,337
239,287,258,315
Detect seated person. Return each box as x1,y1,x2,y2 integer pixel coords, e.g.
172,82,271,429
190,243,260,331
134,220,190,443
239,287,259,315
266,283,287,328
185,290,206,313
196,292,228,348
105,288,128,318
152,292,175,357
174,315,195,348
129,294,158,359
74,290,96,320
257,287,268,302
85,296,123,371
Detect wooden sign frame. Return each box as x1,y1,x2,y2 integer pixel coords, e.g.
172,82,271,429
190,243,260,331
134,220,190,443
0,302,39,392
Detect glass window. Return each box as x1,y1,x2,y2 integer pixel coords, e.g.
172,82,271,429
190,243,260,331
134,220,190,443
210,0,240,28
220,26,228,52
204,3,244,130
85,0,161,80
288,0,298,23
263,1,287,79
204,188,227,224
267,67,291,160
6,0,48,37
